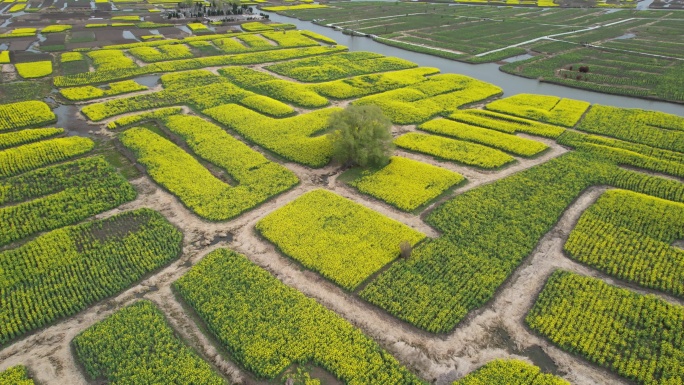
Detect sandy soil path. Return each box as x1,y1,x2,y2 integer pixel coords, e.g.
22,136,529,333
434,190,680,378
0,113,676,385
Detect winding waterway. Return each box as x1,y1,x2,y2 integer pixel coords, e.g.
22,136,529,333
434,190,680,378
266,12,684,116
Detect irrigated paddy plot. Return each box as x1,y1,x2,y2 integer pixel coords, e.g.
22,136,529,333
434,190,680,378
0,12,683,385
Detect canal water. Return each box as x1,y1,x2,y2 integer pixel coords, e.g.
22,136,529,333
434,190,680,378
265,12,684,116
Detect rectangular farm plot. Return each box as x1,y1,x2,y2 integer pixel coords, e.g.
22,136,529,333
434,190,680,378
353,74,502,125
73,301,226,385
256,189,425,290
119,117,298,221
565,189,684,298
448,109,565,139
0,156,136,247
0,136,94,178
348,156,464,212
576,105,684,154
419,118,549,157
264,51,417,82
0,101,56,131
528,271,684,385
395,132,515,169
0,209,182,345
174,248,422,383
485,94,589,127
0,127,63,150
203,104,337,167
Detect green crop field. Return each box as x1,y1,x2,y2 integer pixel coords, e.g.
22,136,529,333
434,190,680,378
278,3,684,103
0,14,683,385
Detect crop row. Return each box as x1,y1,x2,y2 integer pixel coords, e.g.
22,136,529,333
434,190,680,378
238,94,294,117
82,72,254,121
237,33,274,48
220,64,439,102
0,127,63,150
53,45,347,87
0,156,122,205
0,156,136,246
203,104,337,167
265,51,417,82
448,109,565,139
349,156,464,212
218,66,329,108
0,366,35,385
558,130,684,163
106,107,183,129
299,30,337,45
485,94,590,127
257,189,425,290
0,209,182,345
0,27,36,38
261,30,322,48
0,101,56,131
0,136,94,178
42,24,72,33
174,248,423,383
60,52,84,63
353,74,502,124
395,132,515,169
129,44,194,62
558,131,684,179
419,118,548,157
74,300,225,384
216,66,277,86
577,105,684,153
565,189,684,297
262,4,329,11
528,271,684,385
119,116,298,220
360,150,684,332
213,37,264,53
454,359,569,385
87,49,138,71
499,49,684,103
163,68,236,90
311,67,440,100
373,36,465,62
82,70,297,121
60,80,147,102
241,21,296,32
163,114,299,212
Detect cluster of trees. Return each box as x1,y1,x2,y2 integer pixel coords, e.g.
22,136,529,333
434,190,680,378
170,0,254,18
562,64,590,80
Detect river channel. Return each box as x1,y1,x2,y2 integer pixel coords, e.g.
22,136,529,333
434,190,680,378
265,11,684,116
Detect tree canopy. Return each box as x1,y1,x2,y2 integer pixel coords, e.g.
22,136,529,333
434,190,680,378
328,105,394,169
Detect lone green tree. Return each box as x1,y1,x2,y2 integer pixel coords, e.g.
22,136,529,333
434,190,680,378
328,105,394,168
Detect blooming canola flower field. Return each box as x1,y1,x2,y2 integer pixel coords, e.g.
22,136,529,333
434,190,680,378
1,26,684,385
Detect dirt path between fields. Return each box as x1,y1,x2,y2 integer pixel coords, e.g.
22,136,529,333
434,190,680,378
0,125,660,385
230,186,635,385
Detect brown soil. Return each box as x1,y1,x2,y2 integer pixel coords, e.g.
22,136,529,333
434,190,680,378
0,85,671,385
